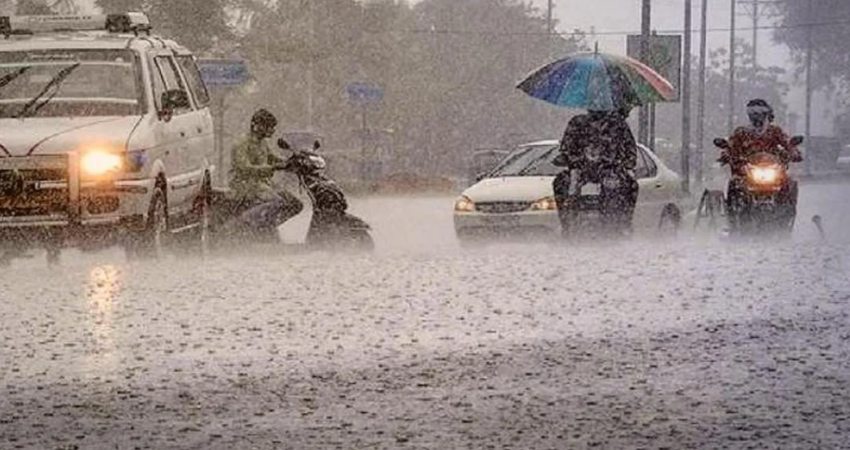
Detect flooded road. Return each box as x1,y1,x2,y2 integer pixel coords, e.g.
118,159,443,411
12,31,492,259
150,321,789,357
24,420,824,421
1,181,849,449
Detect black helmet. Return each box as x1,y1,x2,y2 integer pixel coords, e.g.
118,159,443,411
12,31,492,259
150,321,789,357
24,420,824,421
746,99,774,123
251,108,277,129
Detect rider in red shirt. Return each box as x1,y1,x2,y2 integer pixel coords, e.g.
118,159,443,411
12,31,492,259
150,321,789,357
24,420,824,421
724,99,802,227
725,99,802,175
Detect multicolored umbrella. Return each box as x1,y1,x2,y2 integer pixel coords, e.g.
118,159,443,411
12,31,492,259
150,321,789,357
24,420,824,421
517,52,676,111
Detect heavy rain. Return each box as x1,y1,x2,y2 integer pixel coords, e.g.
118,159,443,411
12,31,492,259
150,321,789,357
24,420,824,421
1,0,849,448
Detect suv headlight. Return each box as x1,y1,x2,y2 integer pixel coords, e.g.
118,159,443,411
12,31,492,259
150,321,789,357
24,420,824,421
454,195,475,212
530,196,557,211
81,150,123,177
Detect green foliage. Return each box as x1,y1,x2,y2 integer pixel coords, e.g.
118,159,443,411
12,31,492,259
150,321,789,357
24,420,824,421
236,0,583,176
773,0,850,140
95,0,233,52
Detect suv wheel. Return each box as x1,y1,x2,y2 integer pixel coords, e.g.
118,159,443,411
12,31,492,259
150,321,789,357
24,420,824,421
125,186,168,259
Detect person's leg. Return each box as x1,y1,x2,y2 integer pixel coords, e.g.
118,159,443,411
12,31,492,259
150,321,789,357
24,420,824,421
270,189,304,226
726,178,745,230
778,178,798,228
552,171,572,235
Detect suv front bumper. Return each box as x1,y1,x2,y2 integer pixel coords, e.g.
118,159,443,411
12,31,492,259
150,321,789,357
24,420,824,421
0,153,154,245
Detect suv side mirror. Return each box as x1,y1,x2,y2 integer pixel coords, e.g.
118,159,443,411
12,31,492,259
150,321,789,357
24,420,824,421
790,135,804,146
713,138,730,149
159,89,190,121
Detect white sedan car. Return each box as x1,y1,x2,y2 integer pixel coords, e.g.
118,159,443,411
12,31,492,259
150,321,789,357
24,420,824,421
454,140,686,240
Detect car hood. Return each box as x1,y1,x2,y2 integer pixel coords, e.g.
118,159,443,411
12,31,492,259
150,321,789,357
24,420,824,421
461,176,555,203
0,116,142,156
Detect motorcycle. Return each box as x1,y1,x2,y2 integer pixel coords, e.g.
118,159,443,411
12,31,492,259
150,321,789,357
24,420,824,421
713,135,803,234
276,139,374,251
552,150,637,238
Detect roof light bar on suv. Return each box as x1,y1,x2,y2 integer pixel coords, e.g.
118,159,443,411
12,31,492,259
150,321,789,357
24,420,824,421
0,13,151,37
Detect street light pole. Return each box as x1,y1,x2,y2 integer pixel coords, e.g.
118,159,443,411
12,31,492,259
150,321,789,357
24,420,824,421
727,0,736,135
804,0,813,175
696,0,708,185
681,0,692,193
639,0,651,147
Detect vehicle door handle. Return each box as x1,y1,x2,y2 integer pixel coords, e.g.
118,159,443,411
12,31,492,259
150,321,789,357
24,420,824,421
180,131,186,138
655,183,663,189
196,127,203,134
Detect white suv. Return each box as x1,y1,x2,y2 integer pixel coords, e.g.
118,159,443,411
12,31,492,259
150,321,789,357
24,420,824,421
0,13,215,261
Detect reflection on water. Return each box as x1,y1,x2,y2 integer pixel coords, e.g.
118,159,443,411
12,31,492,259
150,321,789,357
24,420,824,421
83,264,122,377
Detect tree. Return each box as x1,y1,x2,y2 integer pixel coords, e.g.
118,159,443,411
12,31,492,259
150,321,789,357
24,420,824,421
773,0,850,140
95,0,234,52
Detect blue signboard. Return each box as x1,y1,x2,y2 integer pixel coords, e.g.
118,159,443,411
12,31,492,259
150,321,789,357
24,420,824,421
347,81,384,106
197,59,249,87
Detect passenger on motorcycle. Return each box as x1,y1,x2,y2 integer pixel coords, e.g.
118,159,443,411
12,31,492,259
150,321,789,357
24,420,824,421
725,99,802,226
228,109,303,233
552,107,639,234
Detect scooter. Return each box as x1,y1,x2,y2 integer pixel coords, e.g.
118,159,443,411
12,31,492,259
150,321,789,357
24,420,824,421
277,139,374,251
552,151,637,238
713,135,803,234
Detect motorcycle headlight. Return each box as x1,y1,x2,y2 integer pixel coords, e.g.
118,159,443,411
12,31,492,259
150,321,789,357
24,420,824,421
748,165,780,184
530,196,558,211
454,195,476,212
81,149,123,177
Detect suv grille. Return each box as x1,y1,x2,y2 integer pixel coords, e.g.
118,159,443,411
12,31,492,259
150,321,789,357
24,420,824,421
476,202,531,214
0,169,68,217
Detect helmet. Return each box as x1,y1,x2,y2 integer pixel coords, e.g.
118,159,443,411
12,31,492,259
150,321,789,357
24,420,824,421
746,99,774,124
251,108,277,129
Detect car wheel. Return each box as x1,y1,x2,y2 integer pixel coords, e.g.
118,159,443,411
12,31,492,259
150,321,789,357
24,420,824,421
125,186,168,259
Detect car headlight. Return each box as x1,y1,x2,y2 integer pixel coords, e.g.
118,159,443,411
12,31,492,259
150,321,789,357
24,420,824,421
81,150,123,177
530,196,557,211
454,195,476,212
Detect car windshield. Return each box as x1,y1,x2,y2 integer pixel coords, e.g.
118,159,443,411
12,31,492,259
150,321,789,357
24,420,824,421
488,144,560,177
0,49,143,118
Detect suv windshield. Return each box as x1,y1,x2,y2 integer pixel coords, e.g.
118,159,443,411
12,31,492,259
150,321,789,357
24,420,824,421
0,49,143,118
488,144,560,177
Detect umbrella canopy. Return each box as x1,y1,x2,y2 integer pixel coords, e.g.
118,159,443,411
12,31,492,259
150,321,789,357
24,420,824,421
517,52,676,111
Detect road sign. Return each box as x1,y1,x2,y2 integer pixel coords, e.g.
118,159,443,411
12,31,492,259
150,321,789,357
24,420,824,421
197,59,249,87
627,35,682,102
347,82,384,106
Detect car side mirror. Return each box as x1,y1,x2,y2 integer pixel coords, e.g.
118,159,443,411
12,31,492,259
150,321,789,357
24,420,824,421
277,138,291,150
552,153,569,167
159,89,190,121
475,172,487,182
713,138,730,149
790,135,804,146
313,140,321,151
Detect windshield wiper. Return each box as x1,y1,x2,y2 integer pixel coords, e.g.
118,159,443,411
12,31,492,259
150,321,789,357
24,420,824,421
518,150,556,176
14,63,81,119
0,66,30,92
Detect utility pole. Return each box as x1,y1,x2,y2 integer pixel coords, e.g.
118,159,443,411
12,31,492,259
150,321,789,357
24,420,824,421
727,0,736,135
739,0,779,71
751,0,758,67
547,0,555,57
696,0,708,185
804,0,813,175
681,0,692,193
639,0,651,147
307,0,315,130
